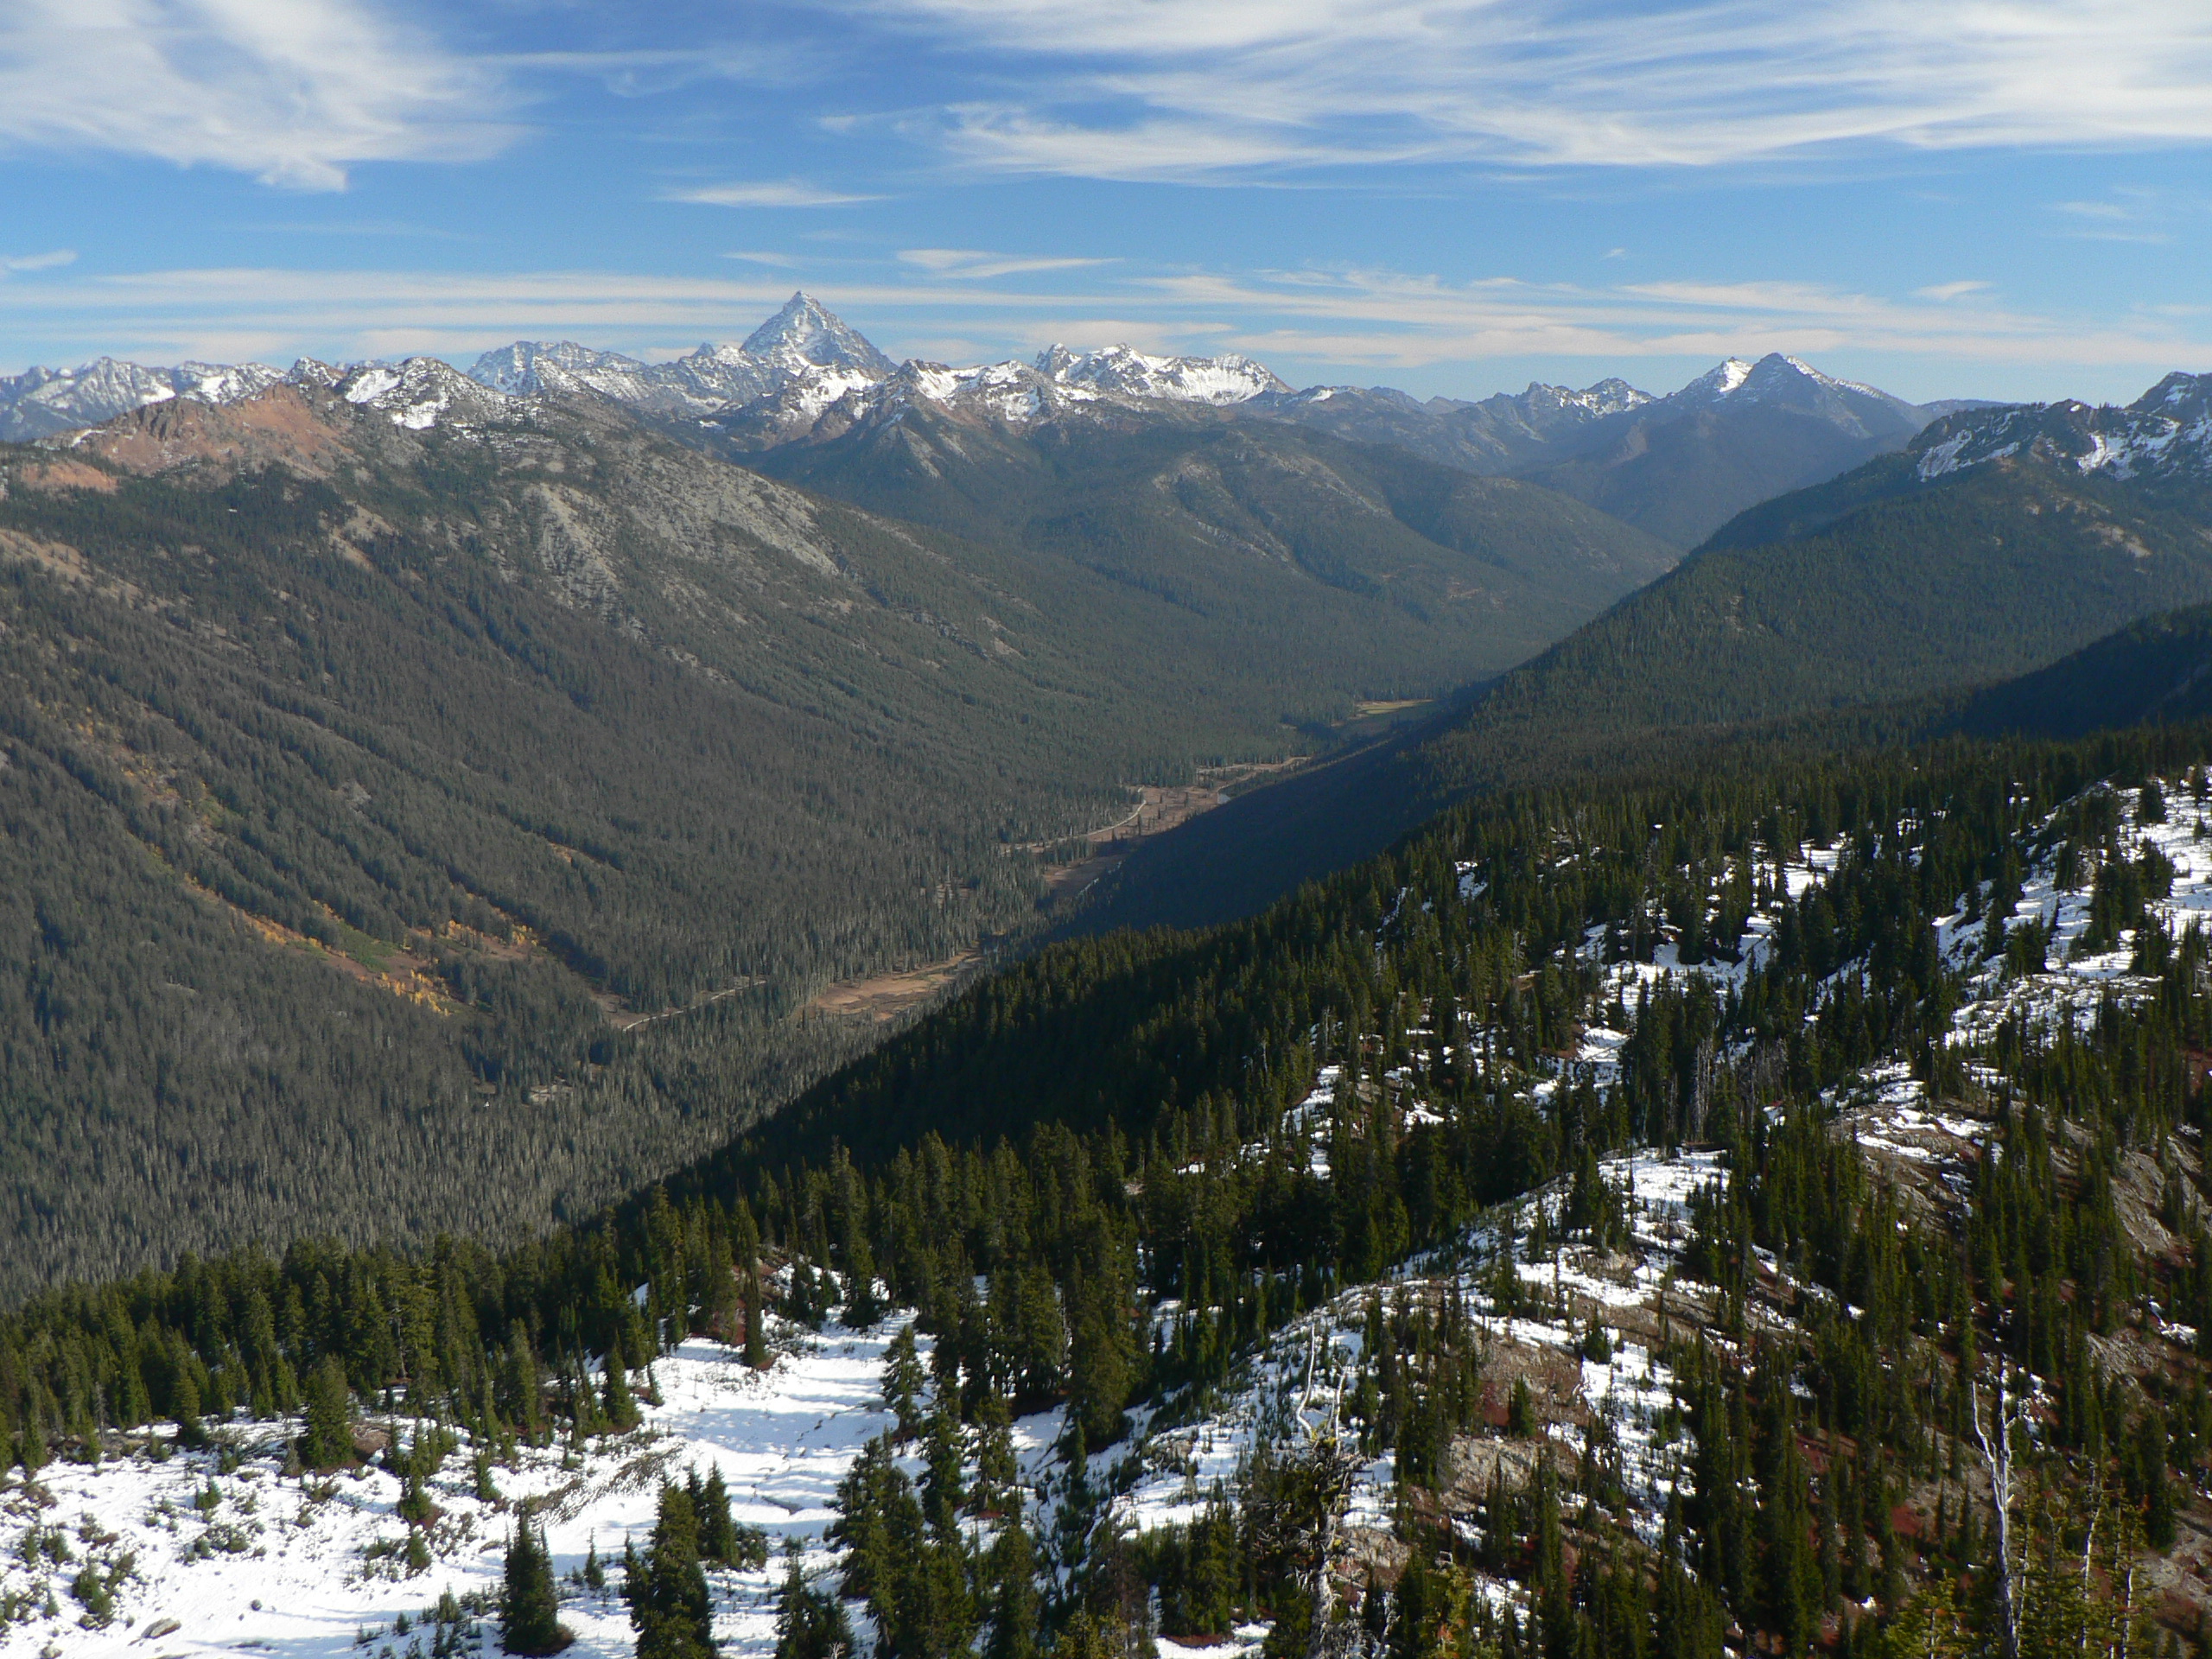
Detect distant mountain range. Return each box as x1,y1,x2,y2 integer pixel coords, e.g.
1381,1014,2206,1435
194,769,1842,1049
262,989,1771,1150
3,293,1999,545
1076,365,2212,934
0,305,1677,1287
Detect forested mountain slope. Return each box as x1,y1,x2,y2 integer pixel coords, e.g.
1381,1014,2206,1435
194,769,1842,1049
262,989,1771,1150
1084,377,2212,935
1243,353,1941,548
0,369,1659,1298
10,715,2212,1659
741,402,1680,692
1504,352,1932,546
1953,603,2212,738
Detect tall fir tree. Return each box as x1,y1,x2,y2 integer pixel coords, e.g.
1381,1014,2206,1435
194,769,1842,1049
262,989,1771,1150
501,1517,570,1656
774,1541,854,1659
628,1482,715,1659
302,1356,353,1471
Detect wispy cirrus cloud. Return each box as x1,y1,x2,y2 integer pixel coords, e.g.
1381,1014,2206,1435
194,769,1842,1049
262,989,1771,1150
2047,189,2177,242
1117,267,2208,377
859,0,2212,177
0,0,517,188
0,249,75,274
669,179,883,207
898,247,1112,278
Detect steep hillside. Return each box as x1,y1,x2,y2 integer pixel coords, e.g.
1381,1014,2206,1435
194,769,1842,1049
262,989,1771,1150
1953,604,2212,738
12,721,2212,1659
746,407,1679,695
1081,375,2212,934
0,358,1667,1297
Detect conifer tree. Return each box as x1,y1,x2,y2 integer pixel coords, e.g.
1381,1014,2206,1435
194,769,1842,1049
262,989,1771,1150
844,1236,883,1332
699,1465,739,1566
744,1271,771,1370
501,1517,570,1655
920,1401,966,1535
884,1326,927,1441
628,1483,715,1659
173,1367,206,1449
982,1516,1039,1659
774,1541,853,1659
302,1356,353,1471
2139,1412,2177,1550
973,1392,1018,1517
1068,1267,1134,1447
603,1355,639,1433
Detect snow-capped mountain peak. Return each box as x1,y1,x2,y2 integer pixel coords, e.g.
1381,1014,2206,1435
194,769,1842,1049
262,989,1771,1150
741,292,898,379
333,357,515,432
1665,352,1927,440
1527,376,1654,418
1034,341,1288,404
468,340,650,399
1678,357,1757,402
1913,372,2212,484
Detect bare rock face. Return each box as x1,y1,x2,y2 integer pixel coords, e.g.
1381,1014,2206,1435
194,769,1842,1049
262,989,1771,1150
53,383,356,478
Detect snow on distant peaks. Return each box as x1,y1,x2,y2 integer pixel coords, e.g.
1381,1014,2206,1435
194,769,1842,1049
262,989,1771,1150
1675,353,1881,406
469,340,651,401
1528,376,1653,417
0,356,291,442
742,292,898,380
1681,358,1757,402
1913,372,2212,484
332,358,515,431
1659,352,1928,440
1035,341,1288,405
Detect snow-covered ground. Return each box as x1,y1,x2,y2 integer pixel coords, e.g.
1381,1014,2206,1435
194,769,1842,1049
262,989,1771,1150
0,1315,1068,1659
1121,1147,1724,1580
1952,781,2212,1039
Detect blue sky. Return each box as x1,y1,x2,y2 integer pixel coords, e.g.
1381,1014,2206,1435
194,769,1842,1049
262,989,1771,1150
1,0,2209,404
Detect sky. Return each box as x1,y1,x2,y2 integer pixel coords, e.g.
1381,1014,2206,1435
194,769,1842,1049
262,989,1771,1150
1,0,2210,404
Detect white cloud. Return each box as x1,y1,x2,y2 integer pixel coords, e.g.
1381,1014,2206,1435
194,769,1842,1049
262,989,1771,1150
898,247,1111,277
0,0,517,188
669,180,882,207
0,249,75,273
1916,282,1991,301
859,0,2212,175
2046,191,2175,242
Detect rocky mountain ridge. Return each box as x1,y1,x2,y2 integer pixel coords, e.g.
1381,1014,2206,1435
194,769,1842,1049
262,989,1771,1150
1914,370,2212,486
2,295,1946,461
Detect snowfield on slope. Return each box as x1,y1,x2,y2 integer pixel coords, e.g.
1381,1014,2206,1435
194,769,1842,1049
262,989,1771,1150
0,1316,1064,1659
1121,1147,1726,1575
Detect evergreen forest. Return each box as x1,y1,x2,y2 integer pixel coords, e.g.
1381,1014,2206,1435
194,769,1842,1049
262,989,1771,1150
9,708,2212,1659
0,376,1667,1294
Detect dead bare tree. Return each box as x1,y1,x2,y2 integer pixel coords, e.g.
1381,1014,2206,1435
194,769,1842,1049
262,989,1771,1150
1244,1325,1365,1659
1973,1363,2028,1659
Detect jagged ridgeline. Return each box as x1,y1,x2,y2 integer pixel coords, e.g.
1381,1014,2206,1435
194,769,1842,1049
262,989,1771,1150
0,360,1671,1297
10,714,2212,1657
